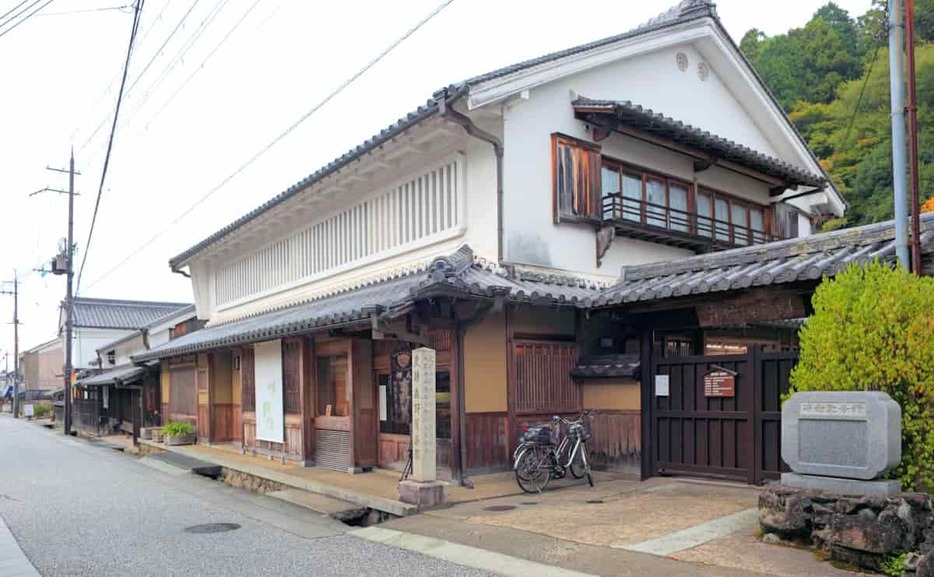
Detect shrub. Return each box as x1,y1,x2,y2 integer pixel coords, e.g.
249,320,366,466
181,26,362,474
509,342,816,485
163,421,195,437
32,404,50,418
789,262,934,491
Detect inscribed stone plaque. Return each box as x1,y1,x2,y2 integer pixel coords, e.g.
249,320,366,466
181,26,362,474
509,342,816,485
411,348,436,482
782,391,901,480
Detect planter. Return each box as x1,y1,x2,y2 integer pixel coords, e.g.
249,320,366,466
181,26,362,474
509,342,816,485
151,429,164,443
164,433,195,446
143,427,161,441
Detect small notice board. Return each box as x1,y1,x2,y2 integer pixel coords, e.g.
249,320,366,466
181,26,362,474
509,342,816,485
703,369,735,398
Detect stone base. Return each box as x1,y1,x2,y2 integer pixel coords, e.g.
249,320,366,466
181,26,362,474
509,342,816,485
398,480,445,509
781,473,902,496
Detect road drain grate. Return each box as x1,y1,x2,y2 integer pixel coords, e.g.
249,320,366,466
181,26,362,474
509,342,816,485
184,523,241,534
483,505,517,512
520,502,538,506
585,499,605,504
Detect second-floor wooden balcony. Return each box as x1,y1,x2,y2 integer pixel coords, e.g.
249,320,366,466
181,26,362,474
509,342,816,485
602,193,784,252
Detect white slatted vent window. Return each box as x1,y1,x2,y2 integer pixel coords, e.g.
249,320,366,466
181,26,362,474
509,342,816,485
215,161,461,305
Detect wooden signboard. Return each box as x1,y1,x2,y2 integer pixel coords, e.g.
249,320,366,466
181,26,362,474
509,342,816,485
696,291,806,327
703,370,735,398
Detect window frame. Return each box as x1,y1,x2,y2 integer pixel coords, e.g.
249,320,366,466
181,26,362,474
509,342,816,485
601,158,695,234
697,186,774,246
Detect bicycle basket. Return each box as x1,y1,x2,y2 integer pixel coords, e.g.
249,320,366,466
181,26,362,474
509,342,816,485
523,425,556,444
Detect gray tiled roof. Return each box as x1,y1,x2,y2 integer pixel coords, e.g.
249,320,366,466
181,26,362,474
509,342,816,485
572,98,825,187
72,298,192,330
597,213,934,306
79,364,148,387
570,354,641,379
168,1,725,270
136,246,606,361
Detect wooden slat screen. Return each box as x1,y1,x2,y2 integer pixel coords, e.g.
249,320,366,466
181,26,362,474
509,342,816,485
514,340,580,415
241,347,255,412
283,340,302,414
553,134,601,222
169,366,197,416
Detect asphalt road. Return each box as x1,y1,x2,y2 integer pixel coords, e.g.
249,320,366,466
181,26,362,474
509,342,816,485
0,416,493,577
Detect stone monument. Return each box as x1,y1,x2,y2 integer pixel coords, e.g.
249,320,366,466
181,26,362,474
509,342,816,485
781,391,902,496
398,347,445,508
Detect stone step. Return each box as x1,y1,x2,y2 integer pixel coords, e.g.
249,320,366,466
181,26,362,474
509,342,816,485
266,488,368,522
139,451,222,477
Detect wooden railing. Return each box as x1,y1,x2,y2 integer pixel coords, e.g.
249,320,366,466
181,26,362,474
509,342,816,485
602,193,782,248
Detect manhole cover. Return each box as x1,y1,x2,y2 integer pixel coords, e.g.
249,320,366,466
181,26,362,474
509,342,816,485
483,505,517,512
184,523,241,534
585,499,605,504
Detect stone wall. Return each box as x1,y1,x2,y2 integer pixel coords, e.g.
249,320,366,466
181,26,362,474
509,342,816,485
760,487,934,574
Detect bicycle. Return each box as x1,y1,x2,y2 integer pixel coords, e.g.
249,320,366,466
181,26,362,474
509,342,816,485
512,409,596,493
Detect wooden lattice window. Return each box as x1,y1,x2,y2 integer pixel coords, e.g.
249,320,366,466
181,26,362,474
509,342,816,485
283,340,302,414
553,134,601,222
168,365,196,416
514,340,580,415
241,347,255,412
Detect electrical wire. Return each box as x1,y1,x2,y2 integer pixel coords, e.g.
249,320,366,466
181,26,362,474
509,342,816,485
76,0,199,157
70,0,174,146
0,1,30,23
37,4,132,17
142,0,260,129
75,0,145,296
0,0,53,38
80,0,456,292
0,0,39,29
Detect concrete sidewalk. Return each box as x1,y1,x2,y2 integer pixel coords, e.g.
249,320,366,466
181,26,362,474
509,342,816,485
0,515,40,577
379,478,857,577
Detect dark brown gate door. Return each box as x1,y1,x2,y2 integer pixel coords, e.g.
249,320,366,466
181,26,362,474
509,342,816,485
649,347,797,484
652,353,754,483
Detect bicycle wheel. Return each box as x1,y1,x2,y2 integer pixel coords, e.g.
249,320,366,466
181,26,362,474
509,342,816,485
569,443,589,480
515,446,551,493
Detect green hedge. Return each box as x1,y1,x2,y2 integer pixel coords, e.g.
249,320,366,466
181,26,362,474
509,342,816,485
790,262,934,491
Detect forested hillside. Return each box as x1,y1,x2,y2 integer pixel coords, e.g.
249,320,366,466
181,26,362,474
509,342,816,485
739,1,934,229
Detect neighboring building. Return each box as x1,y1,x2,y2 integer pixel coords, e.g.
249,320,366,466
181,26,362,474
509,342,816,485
70,303,196,437
63,297,192,371
19,338,63,393
133,1,934,484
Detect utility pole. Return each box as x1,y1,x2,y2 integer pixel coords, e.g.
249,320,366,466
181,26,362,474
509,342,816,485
36,150,79,435
1,274,21,418
889,0,910,269
905,0,923,273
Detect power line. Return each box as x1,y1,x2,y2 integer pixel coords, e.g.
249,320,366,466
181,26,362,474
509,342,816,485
0,0,54,39
70,0,174,145
0,0,39,28
120,0,228,127
0,1,30,23
75,0,145,296
37,4,132,17
81,0,456,292
142,0,261,129
76,0,199,157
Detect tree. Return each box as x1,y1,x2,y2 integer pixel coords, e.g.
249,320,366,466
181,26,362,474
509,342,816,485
790,263,934,491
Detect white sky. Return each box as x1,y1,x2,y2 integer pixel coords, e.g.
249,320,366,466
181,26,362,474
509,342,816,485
0,0,873,359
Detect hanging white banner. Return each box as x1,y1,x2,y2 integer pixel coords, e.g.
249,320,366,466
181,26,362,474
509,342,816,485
254,340,284,443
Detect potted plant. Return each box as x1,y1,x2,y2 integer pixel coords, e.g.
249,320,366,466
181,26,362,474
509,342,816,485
162,421,196,446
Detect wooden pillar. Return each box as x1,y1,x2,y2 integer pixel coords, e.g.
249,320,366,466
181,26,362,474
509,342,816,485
450,328,463,483
132,387,141,447
301,337,315,466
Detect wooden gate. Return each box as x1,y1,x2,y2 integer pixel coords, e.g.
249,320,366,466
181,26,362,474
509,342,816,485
649,347,796,484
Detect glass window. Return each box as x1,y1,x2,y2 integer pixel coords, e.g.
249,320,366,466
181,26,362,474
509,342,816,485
669,183,689,232
696,192,712,237
646,178,666,227
732,203,748,245
714,198,730,242
621,173,642,222
601,166,620,219
317,355,349,417
750,208,766,244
